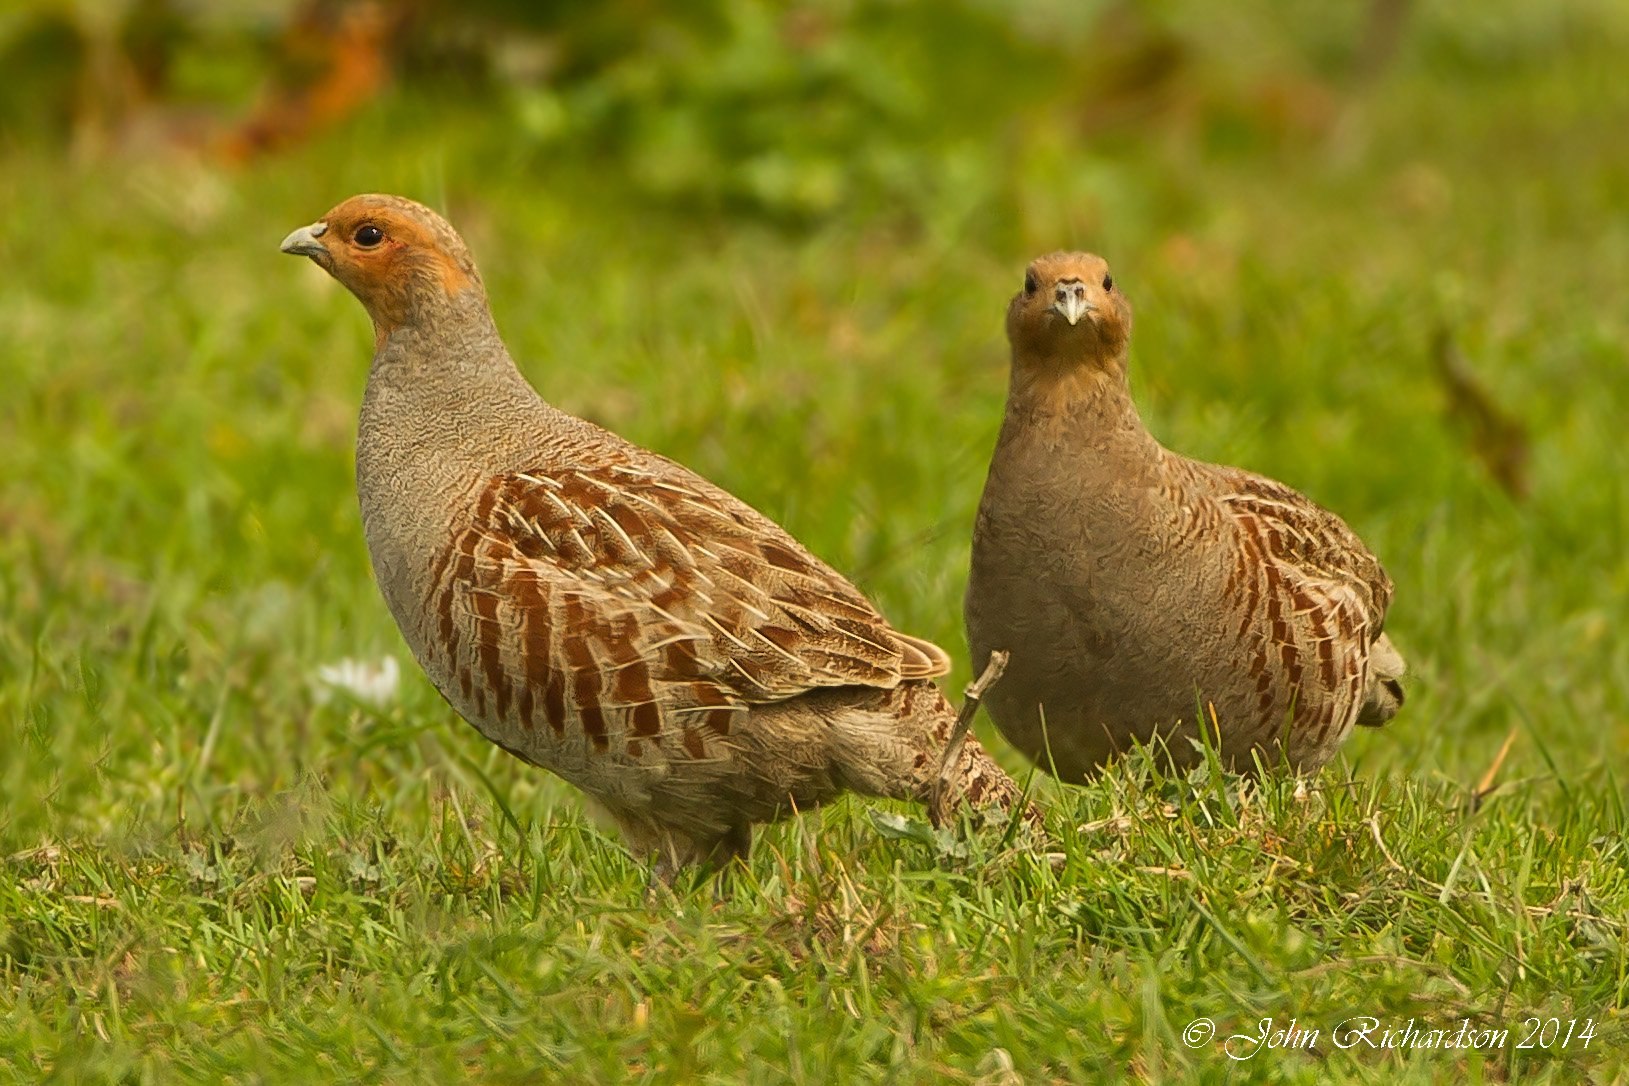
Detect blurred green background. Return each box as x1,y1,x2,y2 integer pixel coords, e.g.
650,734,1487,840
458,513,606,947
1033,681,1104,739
3,0,1627,1081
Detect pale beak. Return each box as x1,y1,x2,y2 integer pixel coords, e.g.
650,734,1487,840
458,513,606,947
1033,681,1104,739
1051,280,1093,326
279,221,329,258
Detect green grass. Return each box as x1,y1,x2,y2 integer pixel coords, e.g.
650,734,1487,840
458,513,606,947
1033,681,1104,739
4,4,1629,1082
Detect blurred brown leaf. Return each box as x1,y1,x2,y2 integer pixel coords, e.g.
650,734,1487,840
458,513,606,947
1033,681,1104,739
1432,328,1531,500
220,1,408,163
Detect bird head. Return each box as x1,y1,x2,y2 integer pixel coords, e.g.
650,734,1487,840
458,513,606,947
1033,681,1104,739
1006,252,1132,371
280,194,485,346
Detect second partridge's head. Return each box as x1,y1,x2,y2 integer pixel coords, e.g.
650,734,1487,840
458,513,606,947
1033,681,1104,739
1006,252,1132,369
281,194,485,344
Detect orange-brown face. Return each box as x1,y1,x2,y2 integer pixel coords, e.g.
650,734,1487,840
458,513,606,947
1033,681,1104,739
280,194,482,343
1006,252,1132,367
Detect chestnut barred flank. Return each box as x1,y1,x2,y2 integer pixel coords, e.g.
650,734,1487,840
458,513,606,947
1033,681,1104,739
424,462,949,766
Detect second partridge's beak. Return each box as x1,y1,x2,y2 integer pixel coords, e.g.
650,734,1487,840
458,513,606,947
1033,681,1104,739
1051,280,1092,326
280,222,330,258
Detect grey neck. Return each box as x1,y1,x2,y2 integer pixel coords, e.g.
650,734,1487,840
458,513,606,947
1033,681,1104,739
358,302,548,479
368,296,509,391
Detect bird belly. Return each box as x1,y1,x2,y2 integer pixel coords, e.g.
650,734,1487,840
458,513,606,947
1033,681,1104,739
969,507,1360,778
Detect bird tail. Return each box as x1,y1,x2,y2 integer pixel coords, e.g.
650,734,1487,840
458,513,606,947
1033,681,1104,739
1356,632,1406,727
829,681,1040,829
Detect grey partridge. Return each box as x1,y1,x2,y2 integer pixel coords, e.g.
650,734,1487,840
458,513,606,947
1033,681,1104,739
280,194,1031,876
965,252,1405,781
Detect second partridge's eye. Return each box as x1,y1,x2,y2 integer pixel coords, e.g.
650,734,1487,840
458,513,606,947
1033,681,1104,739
1102,274,1114,292
1024,271,1038,295
354,224,384,248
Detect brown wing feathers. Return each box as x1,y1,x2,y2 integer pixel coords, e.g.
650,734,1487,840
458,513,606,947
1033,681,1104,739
1206,465,1394,634
428,462,934,755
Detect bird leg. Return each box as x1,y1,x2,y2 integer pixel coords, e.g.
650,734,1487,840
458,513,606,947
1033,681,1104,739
615,812,752,888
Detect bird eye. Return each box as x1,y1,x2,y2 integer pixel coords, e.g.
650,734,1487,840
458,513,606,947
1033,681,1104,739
1024,271,1038,295
354,224,384,248
1102,274,1114,292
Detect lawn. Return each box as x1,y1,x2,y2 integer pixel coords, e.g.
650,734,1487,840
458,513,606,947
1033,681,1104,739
3,2,1627,1082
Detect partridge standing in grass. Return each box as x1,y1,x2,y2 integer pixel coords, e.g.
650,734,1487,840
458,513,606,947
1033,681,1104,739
965,253,1405,781
281,194,1031,876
